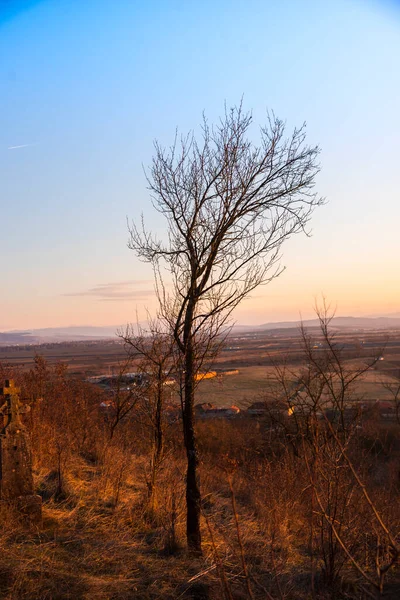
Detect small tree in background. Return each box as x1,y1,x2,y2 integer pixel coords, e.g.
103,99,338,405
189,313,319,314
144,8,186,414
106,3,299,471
129,103,322,553
121,320,175,513
273,307,399,595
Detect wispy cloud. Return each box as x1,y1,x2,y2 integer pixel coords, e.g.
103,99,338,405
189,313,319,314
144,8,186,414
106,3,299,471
63,280,154,302
8,143,37,150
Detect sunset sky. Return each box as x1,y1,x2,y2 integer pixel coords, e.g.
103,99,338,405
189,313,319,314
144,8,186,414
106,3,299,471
1,0,399,331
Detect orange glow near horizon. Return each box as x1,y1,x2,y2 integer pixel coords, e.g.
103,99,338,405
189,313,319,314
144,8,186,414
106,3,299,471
1,278,399,331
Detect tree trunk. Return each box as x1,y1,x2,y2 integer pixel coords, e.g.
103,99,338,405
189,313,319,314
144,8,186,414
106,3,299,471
183,337,202,554
148,379,164,511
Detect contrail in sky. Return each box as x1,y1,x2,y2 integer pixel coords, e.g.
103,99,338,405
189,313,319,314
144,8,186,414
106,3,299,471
7,143,37,150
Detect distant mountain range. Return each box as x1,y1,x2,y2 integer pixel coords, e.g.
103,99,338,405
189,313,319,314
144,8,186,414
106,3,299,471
257,316,400,331
0,326,125,346
1,316,399,346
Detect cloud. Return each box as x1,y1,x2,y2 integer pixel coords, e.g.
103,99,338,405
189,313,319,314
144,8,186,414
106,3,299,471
64,280,154,301
8,143,38,150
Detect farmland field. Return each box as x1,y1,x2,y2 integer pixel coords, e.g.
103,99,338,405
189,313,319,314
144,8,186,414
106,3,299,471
1,327,399,407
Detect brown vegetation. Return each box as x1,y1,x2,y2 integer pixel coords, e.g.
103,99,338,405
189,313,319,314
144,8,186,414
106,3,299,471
0,314,399,599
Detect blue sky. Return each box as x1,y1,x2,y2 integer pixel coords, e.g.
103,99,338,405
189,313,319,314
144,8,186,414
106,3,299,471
1,0,399,329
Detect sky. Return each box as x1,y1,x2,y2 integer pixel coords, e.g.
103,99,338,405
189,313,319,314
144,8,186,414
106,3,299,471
1,0,399,330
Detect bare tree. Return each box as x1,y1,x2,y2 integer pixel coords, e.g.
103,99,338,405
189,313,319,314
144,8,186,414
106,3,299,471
121,320,176,512
104,357,143,441
128,103,322,553
381,378,400,426
274,306,399,595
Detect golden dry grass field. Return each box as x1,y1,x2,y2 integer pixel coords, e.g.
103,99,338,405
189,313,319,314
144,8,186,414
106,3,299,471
195,366,290,407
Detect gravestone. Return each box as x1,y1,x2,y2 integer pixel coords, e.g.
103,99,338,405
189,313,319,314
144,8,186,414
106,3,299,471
0,380,42,524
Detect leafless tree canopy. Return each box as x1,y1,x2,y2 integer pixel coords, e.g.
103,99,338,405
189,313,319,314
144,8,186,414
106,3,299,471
129,105,322,342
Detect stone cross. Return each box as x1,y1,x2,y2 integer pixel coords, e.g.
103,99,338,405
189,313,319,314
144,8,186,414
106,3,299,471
0,379,42,524
1,379,23,429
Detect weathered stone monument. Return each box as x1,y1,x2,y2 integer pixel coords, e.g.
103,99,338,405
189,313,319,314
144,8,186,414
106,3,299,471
0,380,42,524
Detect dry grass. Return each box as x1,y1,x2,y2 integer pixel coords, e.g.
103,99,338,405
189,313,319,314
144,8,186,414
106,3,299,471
0,438,322,600
0,465,216,599
0,421,399,600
